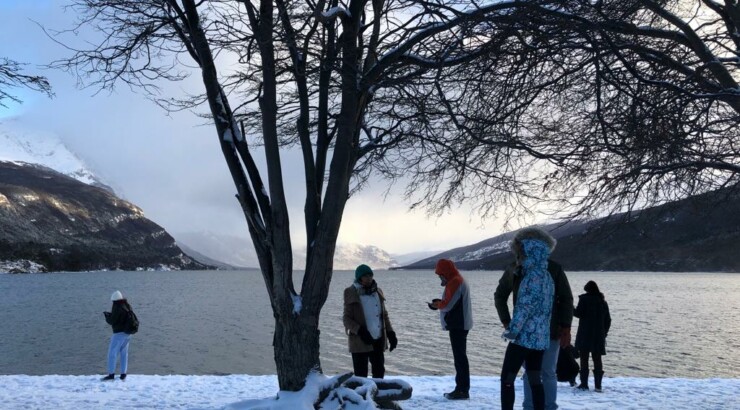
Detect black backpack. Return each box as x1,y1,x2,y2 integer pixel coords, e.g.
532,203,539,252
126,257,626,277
124,308,139,334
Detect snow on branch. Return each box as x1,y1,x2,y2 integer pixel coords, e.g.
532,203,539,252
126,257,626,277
291,293,303,315
319,6,351,22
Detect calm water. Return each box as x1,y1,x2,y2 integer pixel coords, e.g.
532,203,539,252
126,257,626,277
1,270,738,378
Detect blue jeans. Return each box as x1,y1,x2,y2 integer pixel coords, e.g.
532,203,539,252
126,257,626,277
107,332,131,374
523,339,559,410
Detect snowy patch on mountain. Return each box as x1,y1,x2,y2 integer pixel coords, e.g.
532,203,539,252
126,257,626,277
0,119,109,190
453,240,510,261
0,259,46,274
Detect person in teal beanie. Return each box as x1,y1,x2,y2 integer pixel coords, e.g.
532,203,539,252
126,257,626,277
343,264,397,378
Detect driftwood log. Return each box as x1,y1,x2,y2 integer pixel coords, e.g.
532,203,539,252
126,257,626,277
315,373,413,409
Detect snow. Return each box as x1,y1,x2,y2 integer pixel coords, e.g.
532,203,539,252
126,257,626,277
291,293,303,314
0,374,737,410
322,6,351,19
0,119,103,186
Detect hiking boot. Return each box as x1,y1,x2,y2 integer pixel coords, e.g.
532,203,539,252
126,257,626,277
120,374,127,381
444,390,469,400
100,374,115,381
594,370,604,392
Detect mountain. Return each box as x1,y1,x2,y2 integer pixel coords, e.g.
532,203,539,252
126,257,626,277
174,231,399,270
0,120,112,191
0,161,210,273
399,187,740,272
173,231,255,269
391,250,442,266
331,243,397,270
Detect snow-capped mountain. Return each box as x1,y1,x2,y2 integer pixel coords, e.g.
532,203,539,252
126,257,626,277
329,243,398,270
0,119,111,191
0,161,209,272
174,231,399,270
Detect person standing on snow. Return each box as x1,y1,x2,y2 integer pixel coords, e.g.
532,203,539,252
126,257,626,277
495,226,574,410
574,280,611,392
102,290,135,381
428,258,473,400
499,231,556,410
343,264,397,379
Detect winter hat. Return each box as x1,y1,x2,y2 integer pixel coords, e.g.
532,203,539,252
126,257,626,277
355,264,374,281
435,258,460,281
510,226,557,260
110,290,124,302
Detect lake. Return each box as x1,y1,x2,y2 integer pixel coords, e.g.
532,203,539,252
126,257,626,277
1,270,738,378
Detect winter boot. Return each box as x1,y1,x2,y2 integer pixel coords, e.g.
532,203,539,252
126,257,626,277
593,370,604,392
120,374,127,381
577,368,589,390
100,374,115,381
443,390,469,400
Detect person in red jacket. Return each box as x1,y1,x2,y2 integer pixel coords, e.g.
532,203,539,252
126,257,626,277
428,259,473,400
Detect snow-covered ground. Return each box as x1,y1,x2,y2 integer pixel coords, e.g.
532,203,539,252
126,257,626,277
0,374,737,410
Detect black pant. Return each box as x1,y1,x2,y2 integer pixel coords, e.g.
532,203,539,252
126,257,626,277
580,351,603,373
351,339,385,378
449,329,470,393
501,343,545,410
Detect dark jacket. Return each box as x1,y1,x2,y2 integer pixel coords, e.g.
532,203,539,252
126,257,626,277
557,344,580,382
494,260,574,340
105,300,131,333
343,283,394,353
574,292,611,355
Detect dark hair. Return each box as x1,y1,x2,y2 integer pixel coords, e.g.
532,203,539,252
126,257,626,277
584,280,605,299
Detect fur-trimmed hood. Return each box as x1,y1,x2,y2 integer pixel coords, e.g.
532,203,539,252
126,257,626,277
510,226,557,260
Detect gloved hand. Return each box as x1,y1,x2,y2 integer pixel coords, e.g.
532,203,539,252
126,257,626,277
559,327,572,348
357,326,374,345
501,330,517,343
387,331,398,351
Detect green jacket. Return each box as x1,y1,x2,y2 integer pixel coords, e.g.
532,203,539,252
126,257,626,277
494,260,574,340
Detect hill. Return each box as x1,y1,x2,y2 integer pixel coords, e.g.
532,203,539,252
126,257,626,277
0,161,209,272
399,188,740,272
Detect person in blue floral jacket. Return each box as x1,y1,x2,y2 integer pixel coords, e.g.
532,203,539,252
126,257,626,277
500,233,555,410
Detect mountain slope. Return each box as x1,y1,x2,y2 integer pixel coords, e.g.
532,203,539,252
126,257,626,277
0,161,209,272
0,120,111,191
400,188,740,272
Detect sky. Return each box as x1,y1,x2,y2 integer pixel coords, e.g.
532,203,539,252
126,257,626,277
0,0,510,255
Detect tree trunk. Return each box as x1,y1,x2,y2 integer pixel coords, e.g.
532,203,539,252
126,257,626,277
273,308,322,391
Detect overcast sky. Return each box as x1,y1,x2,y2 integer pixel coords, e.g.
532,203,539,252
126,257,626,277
0,0,513,255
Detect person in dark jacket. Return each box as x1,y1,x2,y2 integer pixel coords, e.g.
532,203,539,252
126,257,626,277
494,227,574,410
343,264,397,379
102,290,134,381
574,280,611,392
428,259,473,400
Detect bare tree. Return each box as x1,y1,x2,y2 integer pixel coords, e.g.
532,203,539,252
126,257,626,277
53,0,557,391
455,0,740,217
0,58,52,107
51,0,740,393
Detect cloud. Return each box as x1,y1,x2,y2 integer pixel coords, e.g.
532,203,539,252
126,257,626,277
0,1,507,255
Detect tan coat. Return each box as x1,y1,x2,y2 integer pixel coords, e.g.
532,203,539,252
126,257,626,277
343,284,394,353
